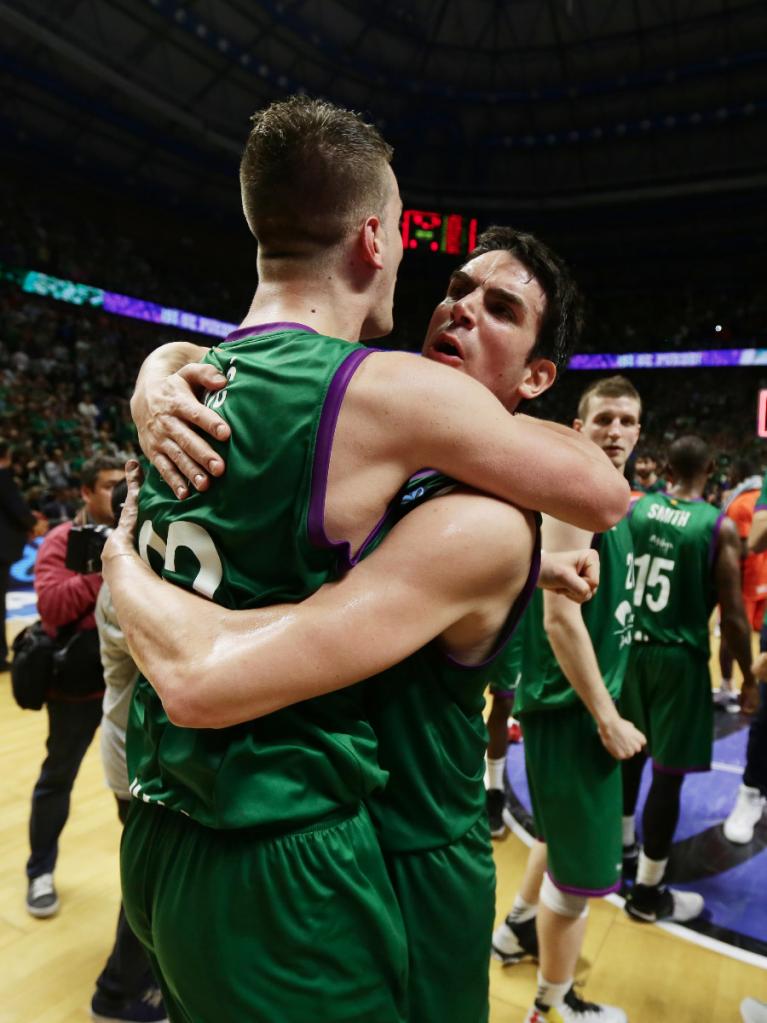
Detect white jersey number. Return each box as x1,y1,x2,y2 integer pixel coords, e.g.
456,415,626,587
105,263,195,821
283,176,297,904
138,519,223,600
633,554,675,613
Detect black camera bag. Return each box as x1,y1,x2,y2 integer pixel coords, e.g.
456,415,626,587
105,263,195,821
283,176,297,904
11,619,104,710
11,621,57,710
52,627,104,696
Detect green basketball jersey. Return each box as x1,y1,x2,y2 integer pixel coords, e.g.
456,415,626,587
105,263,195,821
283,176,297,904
756,473,767,512
127,324,388,832
514,517,635,715
628,491,722,651
362,472,541,852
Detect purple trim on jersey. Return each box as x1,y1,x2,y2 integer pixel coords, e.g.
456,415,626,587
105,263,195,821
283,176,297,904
307,347,378,572
652,759,711,776
756,503,767,512
445,516,542,671
549,873,621,898
222,321,319,344
709,512,726,569
408,468,439,483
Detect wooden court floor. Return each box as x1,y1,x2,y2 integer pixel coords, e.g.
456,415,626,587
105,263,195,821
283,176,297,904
1,651,766,1022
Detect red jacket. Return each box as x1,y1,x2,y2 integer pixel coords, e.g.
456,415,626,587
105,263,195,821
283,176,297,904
34,522,103,636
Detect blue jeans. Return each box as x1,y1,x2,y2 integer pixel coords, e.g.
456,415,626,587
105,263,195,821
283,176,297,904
26,696,103,878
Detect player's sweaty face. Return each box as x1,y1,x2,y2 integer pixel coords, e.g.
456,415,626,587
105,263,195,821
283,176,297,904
420,250,546,410
576,396,641,470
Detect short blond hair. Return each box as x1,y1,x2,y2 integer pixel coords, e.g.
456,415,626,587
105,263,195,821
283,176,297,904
577,375,642,421
240,96,394,256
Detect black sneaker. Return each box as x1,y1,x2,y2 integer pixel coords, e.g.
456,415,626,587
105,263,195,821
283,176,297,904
491,913,539,964
486,788,507,838
524,986,627,1021
624,882,704,923
91,986,168,1022
26,873,59,918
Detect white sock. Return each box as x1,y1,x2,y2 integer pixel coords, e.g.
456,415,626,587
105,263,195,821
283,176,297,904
720,677,732,692
486,756,506,792
535,972,571,1009
622,815,636,847
636,851,667,887
508,894,537,924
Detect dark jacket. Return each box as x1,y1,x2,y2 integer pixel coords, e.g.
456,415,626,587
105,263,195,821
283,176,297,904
0,467,34,564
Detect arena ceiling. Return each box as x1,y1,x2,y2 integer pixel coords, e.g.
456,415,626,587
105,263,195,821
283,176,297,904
2,0,767,216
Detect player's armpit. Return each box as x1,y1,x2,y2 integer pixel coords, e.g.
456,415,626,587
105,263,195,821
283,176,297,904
131,342,230,498
105,491,535,730
361,353,630,533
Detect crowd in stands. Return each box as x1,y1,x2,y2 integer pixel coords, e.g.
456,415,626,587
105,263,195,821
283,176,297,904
0,284,156,527
1,192,765,523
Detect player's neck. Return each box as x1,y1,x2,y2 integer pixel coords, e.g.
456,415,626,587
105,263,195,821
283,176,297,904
239,277,370,344
667,479,705,500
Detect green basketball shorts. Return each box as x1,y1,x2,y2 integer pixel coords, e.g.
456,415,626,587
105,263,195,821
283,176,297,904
121,800,408,1023
620,643,713,773
521,704,622,895
385,814,495,1023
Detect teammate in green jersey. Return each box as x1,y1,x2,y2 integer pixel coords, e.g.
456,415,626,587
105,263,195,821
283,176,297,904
116,94,626,1020
621,435,755,925
492,375,647,1023
112,225,606,1023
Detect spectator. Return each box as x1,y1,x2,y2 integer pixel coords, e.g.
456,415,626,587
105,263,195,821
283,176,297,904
90,480,166,1023
0,438,38,668
25,455,124,919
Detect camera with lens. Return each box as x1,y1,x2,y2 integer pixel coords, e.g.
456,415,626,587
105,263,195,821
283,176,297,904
65,524,113,575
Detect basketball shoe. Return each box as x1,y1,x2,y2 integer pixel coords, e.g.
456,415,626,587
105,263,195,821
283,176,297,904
491,913,539,964
524,986,626,1021
624,882,703,923
724,785,766,844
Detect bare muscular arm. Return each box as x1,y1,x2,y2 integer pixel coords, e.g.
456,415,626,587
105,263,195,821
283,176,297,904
541,515,646,760
132,344,629,532
103,468,536,729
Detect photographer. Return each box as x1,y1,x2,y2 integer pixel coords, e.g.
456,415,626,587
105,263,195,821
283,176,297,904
91,479,166,1023
25,455,124,918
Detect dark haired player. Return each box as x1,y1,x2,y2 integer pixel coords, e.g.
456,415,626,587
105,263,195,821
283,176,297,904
622,435,755,923
117,94,626,1023
112,224,609,1023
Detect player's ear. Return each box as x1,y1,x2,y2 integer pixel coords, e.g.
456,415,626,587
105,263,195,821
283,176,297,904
572,419,584,433
358,214,385,270
518,358,556,401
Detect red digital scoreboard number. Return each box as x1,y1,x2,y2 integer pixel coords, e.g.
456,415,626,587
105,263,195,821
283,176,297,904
758,389,767,438
401,210,478,256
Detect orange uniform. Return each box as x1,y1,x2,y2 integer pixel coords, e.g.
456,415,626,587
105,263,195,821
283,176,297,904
726,487,767,631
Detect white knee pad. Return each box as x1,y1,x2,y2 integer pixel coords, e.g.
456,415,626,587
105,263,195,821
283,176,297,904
540,872,589,919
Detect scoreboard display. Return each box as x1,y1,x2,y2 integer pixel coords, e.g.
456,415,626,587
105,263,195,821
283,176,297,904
401,209,478,256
